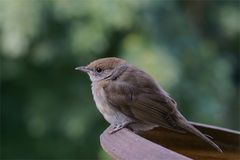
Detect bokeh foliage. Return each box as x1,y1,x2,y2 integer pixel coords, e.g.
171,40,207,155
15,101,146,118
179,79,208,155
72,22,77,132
0,0,239,159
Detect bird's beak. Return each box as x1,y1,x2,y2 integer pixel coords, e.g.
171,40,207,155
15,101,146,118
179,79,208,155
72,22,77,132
75,66,91,73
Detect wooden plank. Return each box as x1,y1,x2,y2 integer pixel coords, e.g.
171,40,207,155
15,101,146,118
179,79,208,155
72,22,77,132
100,122,240,160
100,126,191,160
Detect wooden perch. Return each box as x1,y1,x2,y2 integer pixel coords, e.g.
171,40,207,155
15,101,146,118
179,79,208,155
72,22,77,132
100,122,240,160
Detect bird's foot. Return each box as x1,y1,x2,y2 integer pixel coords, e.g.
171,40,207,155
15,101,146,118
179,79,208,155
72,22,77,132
108,122,130,134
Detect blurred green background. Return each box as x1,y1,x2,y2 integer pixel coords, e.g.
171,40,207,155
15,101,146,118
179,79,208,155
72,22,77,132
0,0,239,159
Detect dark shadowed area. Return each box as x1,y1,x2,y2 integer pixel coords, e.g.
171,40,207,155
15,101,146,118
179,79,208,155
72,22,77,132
0,0,239,159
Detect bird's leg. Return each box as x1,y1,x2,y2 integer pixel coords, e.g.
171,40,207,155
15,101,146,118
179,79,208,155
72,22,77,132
108,121,131,134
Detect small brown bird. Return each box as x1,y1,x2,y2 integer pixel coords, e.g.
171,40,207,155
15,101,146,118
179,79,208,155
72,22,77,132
76,57,222,152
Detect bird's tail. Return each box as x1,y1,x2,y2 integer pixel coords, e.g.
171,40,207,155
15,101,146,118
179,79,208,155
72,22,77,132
177,116,223,153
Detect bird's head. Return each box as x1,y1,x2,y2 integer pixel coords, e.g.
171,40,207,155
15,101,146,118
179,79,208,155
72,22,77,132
76,57,126,82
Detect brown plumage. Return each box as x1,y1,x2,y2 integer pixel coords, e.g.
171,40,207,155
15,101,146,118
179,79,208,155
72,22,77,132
76,57,222,152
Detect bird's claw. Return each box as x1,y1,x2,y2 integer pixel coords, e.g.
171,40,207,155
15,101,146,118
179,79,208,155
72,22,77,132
108,122,131,134
108,124,124,134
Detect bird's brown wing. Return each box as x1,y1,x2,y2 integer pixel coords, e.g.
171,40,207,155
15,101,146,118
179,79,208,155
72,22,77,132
103,78,185,132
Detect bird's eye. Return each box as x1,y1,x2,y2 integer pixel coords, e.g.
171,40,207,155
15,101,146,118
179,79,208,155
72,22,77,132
96,67,102,73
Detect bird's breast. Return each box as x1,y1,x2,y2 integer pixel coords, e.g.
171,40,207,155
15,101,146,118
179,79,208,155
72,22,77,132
91,82,118,123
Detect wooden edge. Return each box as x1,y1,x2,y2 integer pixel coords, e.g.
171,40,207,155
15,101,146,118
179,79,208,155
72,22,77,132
100,126,192,160
189,122,240,135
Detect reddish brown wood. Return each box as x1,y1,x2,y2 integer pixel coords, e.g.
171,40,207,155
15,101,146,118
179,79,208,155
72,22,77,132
100,127,191,160
100,122,240,160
